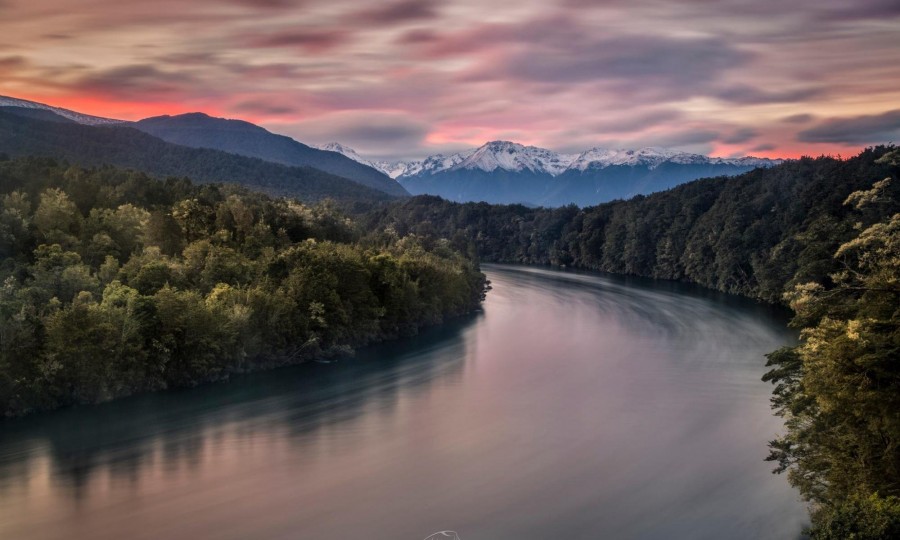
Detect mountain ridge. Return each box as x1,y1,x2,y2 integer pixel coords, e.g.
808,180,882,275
0,108,397,203
320,140,783,179
0,94,785,206
320,140,784,206
0,95,124,126
0,95,406,197
133,113,408,197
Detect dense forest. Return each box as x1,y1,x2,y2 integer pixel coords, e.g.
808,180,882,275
0,156,485,417
763,167,900,538
364,146,900,538
363,146,898,304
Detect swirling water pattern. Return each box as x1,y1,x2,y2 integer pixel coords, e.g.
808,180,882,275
0,265,807,539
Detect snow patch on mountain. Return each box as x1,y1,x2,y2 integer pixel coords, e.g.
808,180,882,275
0,95,123,126
317,142,476,179
317,142,371,165
319,140,783,180
566,147,781,171
317,142,405,178
570,147,684,170
406,150,475,177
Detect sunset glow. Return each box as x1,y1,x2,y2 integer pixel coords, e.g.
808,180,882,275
2,0,899,160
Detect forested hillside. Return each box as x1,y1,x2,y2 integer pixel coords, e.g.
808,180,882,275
364,146,899,304
763,153,900,538
0,157,485,416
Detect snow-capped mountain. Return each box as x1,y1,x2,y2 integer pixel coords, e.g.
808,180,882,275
312,141,783,206
0,96,405,197
318,140,783,206
317,142,373,167
315,142,465,179
452,141,575,175
320,140,780,180
0,95,123,125
395,151,475,178
566,147,770,170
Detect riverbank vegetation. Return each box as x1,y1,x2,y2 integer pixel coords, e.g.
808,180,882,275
764,152,900,538
0,157,485,416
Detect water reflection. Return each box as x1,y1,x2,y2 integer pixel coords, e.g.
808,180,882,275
0,265,806,540
0,316,474,491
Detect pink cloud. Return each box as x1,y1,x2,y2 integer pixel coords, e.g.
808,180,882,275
0,0,897,160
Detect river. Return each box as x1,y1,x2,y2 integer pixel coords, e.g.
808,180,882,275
0,264,808,539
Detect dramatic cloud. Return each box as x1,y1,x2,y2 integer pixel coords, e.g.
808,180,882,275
0,56,27,71
247,29,353,52
651,129,721,148
502,35,750,87
232,99,301,116
69,64,197,99
395,29,439,45
590,110,685,135
1,0,898,159
811,0,900,21
229,0,304,8
752,143,777,152
722,128,760,145
782,114,815,124
275,111,431,159
348,0,440,25
797,110,900,145
713,85,824,105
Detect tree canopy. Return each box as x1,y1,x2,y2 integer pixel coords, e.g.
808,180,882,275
763,152,900,537
0,157,485,416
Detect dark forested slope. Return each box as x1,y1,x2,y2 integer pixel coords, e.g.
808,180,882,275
365,146,899,304
133,113,408,197
0,109,395,204
0,157,484,416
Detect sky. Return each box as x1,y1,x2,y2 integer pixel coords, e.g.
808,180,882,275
1,0,899,161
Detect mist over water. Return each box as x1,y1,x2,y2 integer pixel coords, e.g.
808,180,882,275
0,265,807,539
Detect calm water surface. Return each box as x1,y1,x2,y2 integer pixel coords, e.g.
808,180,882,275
0,264,807,539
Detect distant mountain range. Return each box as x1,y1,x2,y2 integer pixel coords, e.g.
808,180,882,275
0,94,784,207
318,140,783,207
0,95,405,199
133,114,406,197
0,106,397,203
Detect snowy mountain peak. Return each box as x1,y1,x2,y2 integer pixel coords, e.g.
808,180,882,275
570,147,696,170
316,142,409,178
316,142,473,179
453,141,576,175
0,95,123,126
318,142,366,162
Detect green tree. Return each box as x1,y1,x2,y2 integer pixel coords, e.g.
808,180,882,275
33,188,80,248
0,157,487,416
763,176,900,536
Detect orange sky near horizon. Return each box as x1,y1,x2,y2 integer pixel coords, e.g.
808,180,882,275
2,0,899,161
